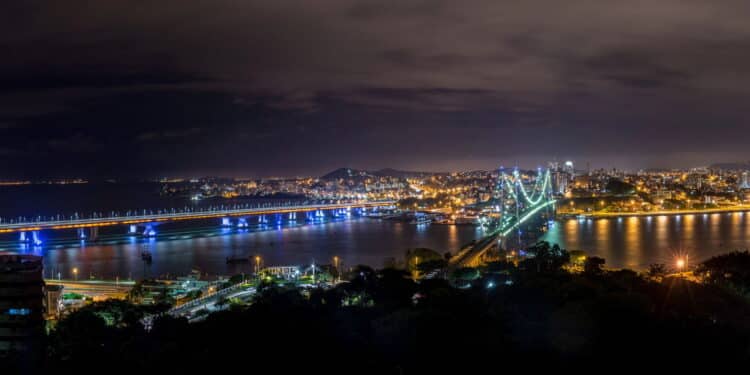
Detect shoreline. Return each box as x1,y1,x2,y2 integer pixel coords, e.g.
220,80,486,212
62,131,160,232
560,206,750,219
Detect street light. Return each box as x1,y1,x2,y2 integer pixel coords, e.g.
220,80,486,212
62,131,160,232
255,255,261,275
676,257,686,271
72,267,78,281
333,256,341,282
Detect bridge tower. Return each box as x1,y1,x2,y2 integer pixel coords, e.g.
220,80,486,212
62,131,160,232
492,166,556,249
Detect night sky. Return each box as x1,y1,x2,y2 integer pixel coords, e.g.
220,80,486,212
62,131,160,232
2,1,750,178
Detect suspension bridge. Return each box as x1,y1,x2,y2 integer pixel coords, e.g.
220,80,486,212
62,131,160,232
450,168,556,268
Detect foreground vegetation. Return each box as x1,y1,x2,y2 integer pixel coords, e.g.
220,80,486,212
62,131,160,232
10,244,750,372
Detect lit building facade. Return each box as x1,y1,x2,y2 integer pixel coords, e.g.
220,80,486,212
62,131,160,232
0,254,45,353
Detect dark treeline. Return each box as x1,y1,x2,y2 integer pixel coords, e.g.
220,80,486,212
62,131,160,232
8,244,750,373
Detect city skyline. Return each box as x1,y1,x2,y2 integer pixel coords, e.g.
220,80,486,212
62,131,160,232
3,1,750,177
6,2,750,369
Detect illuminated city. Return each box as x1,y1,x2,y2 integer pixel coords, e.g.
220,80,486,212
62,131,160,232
4,1,750,372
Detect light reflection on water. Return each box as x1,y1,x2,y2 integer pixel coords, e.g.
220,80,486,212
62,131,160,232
544,213,750,270
36,219,481,280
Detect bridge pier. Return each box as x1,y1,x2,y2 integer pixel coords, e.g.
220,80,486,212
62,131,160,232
19,231,42,246
143,225,156,237
237,218,248,228
31,231,42,246
221,217,232,227
128,225,138,235
89,227,99,241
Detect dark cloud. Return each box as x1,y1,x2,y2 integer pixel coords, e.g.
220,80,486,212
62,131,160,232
2,0,750,177
136,127,203,143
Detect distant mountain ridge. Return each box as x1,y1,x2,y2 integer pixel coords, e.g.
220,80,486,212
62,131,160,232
320,167,444,180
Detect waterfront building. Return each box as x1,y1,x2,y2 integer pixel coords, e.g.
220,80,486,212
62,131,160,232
553,171,570,195
0,253,45,353
44,284,64,320
740,171,750,190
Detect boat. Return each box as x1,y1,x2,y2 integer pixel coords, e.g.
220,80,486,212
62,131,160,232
226,256,250,264
454,216,479,225
409,213,432,225
434,218,454,225
363,211,386,218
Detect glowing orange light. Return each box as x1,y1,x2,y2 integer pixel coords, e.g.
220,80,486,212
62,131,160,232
676,258,685,269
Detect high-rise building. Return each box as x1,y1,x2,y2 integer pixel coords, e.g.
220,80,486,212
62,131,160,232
553,171,570,195
740,171,750,190
564,160,575,175
549,160,574,195
0,254,45,353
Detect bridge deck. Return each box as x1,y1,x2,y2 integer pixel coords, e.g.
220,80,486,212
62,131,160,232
0,201,395,233
449,199,556,268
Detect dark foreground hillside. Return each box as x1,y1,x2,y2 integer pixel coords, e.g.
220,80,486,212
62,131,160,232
7,248,750,373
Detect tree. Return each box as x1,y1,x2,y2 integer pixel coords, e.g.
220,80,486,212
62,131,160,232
483,260,513,274
584,256,606,275
605,178,635,195
228,274,245,284
568,250,587,266
405,248,443,272
648,263,667,279
695,251,750,296
127,281,145,303
523,241,570,273
49,310,112,363
374,268,417,309
451,267,480,283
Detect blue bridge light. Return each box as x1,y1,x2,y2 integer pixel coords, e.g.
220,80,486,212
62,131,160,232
32,231,42,246
144,225,157,237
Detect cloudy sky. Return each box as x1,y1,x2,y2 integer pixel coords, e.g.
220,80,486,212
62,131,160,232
2,0,750,178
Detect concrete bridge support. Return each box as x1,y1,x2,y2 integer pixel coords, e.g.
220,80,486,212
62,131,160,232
19,231,42,246
237,218,249,228
143,225,156,237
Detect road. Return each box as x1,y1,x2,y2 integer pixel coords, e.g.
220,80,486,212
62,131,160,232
45,279,135,299
168,281,255,318
0,201,396,233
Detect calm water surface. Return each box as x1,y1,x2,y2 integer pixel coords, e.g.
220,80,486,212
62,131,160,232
543,212,750,269
4,184,750,276
34,219,483,279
